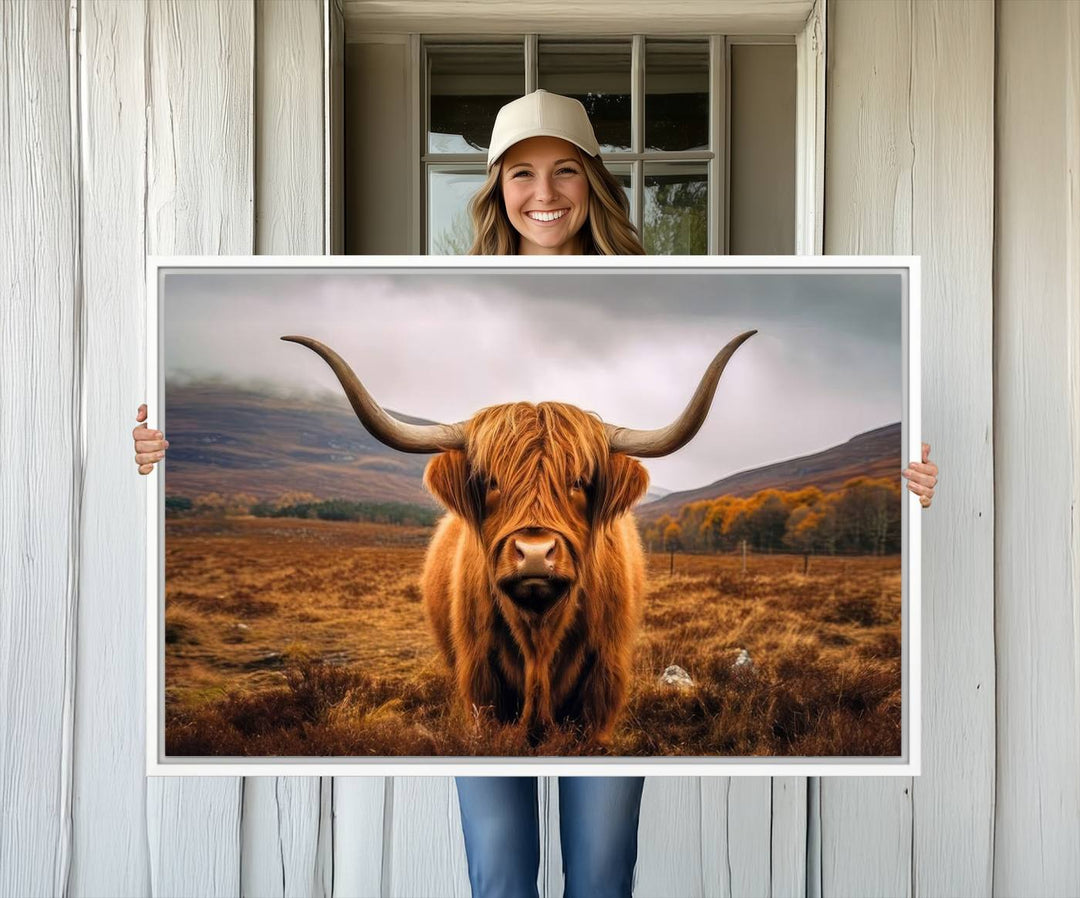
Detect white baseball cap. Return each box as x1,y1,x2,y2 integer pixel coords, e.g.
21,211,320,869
486,90,601,169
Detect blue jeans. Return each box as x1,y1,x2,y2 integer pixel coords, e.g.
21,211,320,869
454,776,646,898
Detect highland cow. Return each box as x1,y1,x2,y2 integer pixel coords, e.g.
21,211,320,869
282,330,755,746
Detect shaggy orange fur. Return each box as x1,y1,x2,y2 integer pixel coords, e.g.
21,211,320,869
420,402,649,745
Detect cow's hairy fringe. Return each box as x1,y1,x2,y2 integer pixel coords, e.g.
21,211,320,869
466,402,609,525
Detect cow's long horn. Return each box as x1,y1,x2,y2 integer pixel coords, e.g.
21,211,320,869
281,335,467,453
604,329,757,458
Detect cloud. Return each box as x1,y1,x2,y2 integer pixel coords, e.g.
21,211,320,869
163,267,903,491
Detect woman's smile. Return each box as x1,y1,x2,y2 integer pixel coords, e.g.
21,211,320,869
525,208,569,223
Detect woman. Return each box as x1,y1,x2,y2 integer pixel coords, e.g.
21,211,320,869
451,90,650,898
131,90,939,897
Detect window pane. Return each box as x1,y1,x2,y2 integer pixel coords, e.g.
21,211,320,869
428,44,524,154
645,40,709,152
604,163,634,221
643,163,707,254
428,167,486,254
538,40,631,153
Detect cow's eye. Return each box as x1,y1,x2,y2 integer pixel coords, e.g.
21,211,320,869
570,477,585,491
487,476,499,491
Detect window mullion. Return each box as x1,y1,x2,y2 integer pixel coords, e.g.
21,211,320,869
525,34,537,93
631,34,645,234
709,35,726,256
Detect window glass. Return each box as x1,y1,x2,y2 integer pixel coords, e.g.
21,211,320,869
643,163,708,254
427,44,524,153
538,41,632,153
604,163,634,212
428,168,487,254
645,40,709,152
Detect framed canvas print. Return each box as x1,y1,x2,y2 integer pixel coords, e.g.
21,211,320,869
145,255,921,776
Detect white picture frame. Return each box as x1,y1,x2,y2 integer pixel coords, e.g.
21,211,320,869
146,254,920,777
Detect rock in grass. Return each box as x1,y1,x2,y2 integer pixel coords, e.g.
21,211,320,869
732,648,755,678
660,664,695,690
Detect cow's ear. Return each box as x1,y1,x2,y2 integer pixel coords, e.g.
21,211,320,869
593,454,649,524
424,450,483,527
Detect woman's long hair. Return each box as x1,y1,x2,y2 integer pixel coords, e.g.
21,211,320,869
467,151,645,255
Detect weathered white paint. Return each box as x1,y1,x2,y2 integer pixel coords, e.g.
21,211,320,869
824,3,995,897
635,777,703,896
342,0,815,39
144,1,253,894
255,0,324,257
70,1,153,897
387,778,471,897
0,1,78,896
825,8,915,893
5,1,1080,896
245,3,331,896
769,777,810,896
995,1,1080,892
333,778,387,896
907,3,996,894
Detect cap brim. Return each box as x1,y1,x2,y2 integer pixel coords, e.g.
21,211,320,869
487,131,600,168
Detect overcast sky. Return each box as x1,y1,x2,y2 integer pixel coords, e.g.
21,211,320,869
163,267,904,492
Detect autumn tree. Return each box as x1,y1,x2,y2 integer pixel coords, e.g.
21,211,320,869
662,521,683,574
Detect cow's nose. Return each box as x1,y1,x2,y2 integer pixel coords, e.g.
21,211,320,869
514,537,557,576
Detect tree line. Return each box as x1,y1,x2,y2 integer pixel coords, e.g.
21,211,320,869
165,490,439,527
639,477,902,557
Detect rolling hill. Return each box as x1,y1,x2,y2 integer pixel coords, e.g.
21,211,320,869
164,382,901,519
163,381,438,507
636,422,901,522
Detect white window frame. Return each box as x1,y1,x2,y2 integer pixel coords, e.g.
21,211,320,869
403,1,825,256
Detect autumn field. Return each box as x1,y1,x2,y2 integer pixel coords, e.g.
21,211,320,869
164,516,903,758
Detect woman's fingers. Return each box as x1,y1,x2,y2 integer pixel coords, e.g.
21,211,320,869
134,404,168,473
902,466,936,488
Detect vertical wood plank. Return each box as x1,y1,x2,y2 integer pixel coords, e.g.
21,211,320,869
770,777,808,897
540,776,559,898
241,777,326,898
0,1,78,896
70,1,153,895
387,777,470,898
145,2,254,894
699,778,775,898
908,2,995,896
823,3,914,895
333,778,386,897
635,777,703,898
146,778,244,894
254,0,324,256
826,2,996,896
995,1,1080,892
243,2,329,896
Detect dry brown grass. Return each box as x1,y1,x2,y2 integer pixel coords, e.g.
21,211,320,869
164,517,902,758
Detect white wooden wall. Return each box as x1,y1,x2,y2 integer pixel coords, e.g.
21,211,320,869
1,1,1077,896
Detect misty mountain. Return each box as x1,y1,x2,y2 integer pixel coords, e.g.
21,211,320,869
163,381,438,506
636,422,901,521
164,382,900,519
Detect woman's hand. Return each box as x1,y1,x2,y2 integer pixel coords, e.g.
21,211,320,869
902,442,937,509
133,403,169,475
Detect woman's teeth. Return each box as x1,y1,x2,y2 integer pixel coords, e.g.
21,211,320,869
527,209,567,222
